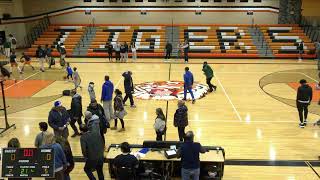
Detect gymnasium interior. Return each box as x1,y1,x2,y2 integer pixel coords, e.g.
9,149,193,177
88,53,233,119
0,0,319,179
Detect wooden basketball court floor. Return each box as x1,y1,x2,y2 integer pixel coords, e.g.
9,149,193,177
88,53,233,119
1,57,320,179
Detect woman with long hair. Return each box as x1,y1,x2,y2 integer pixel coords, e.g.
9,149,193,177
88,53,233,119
41,133,67,180
154,108,166,141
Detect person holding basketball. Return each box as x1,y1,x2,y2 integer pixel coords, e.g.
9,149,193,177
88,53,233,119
20,52,35,71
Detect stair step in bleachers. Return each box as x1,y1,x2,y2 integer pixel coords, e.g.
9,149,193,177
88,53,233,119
25,26,85,56
180,26,258,57
87,26,166,56
261,26,316,58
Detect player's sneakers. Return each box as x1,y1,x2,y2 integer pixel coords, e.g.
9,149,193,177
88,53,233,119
192,100,196,104
299,123,305,128
130,105,136,108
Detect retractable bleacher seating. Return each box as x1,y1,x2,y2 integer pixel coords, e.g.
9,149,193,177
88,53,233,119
25,26,85,56
180,26,258,58
87,26,166,57
261,25,316,58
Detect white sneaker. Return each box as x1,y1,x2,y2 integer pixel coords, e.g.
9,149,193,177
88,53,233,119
299,123,305,128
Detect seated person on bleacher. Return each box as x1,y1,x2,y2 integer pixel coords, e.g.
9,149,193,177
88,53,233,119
113,142,139,178
177,131,208,180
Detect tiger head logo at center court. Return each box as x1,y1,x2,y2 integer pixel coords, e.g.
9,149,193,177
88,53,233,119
133,81,209,100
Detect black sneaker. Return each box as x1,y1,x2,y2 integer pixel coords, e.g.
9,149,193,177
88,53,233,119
192,100,196,104
299,123,305,128
182,98,186,101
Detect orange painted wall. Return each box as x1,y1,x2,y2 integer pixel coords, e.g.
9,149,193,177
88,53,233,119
302,0,320,16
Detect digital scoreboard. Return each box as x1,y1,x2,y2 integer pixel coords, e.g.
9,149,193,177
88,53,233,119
1,148,54,178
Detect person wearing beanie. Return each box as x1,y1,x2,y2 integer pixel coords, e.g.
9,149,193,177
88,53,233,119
88,82,96,101
48,101,71,139
70,94,83,138
296,79,313,128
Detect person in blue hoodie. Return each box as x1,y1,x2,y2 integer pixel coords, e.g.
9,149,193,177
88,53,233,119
183,67,195,104
101,75,114,121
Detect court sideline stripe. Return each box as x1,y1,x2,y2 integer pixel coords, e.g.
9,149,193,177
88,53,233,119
305,161,320,178
4,71,41,91
215,74,243,122
164,63,172,141
300,72,319,83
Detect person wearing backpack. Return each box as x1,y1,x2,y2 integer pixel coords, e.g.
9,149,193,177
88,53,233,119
36,45,46,72
9,34,17,51
111,89,127,132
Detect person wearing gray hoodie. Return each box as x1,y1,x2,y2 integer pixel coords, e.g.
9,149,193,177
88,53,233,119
80,123,104,180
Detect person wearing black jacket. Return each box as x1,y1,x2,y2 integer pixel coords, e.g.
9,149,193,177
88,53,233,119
70,94,83,137
87,99,109,145
122,71,136,108
174,100,188,141
107,43,113,62
298,41,304,61
165,42,172,60
296,79,313,128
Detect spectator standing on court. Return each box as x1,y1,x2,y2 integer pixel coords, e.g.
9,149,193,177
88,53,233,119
176,42,182,60
131,42,137,61
36,45,46,72
73,67,82,90
34,122,49,148
9,34,17,51
124,42,129,62
55,136,74,180
20,52,35,71
177,131,207,180
182,39,190,63
80,124,105,180
41,133,67,180
9,51,22,74
154,108,166,141
115,41,121,62
123,71,136,108
174,100,188,141
45,44,53,68
4,39,11,58
120,42,126,62
107,42,113,62
87,99,109,145
298,41,304,61
183,67,195,103
296,79,313,128
48,101,70,139
70,94,83,137
165,42,172,61
202,61,217,92
88,82,96,102
112,89,127,132
101,75,114,121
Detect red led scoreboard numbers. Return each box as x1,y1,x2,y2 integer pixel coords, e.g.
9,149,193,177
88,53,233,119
1,148,54,178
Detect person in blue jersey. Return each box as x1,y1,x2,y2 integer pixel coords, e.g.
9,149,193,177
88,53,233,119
183,67,195,104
